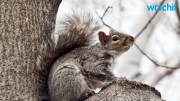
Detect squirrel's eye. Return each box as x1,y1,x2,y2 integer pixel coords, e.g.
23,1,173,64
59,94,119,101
112,36,119,42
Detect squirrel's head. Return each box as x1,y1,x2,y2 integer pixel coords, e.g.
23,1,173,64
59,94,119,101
98,30,134,55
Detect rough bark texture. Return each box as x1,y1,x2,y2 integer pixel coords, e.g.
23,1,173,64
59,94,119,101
0,0,61,100
85,78,163,101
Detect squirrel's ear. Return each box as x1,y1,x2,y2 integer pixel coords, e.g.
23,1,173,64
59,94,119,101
109,30,114,36
98,31,107,45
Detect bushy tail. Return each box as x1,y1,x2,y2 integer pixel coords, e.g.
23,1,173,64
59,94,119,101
36,12,102,101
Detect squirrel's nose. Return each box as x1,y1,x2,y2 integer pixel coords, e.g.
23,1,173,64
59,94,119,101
129,36,134,42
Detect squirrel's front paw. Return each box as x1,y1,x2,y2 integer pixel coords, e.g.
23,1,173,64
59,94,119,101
77,90,95,101
84,90,95,97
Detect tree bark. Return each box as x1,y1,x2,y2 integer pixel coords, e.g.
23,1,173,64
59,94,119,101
85,78,163,101
0,0,61,100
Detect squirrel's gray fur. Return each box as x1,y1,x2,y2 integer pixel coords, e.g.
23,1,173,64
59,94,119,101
36,12,102,101
36,12,134,101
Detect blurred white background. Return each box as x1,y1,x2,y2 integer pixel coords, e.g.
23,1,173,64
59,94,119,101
57,0,180,101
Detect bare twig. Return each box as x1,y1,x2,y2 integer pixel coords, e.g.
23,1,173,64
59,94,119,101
175,0,180,35
176,0,180,23
95,6,117,31
135,0,165,39
134,43,179,69
102,6,112,19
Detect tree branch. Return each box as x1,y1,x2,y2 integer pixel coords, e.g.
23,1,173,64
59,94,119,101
135,0,165,39
85,78,163,101
134,43,179,69
101,6,112,19
95,6,117,31
176,0,180,23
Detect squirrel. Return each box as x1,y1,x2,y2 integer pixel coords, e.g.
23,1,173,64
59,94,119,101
36,12,134,101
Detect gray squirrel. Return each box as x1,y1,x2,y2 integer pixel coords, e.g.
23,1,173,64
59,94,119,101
36,12,134,101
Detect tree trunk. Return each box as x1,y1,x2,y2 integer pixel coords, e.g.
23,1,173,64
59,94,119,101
0,0,61,100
